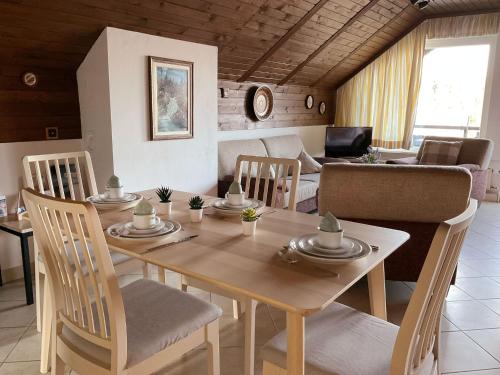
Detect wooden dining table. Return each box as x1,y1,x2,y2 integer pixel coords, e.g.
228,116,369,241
99,189,410,375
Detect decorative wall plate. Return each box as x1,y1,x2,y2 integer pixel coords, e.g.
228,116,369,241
22,72,37,87
319,101,326,115
305,95,314,109
252,86,274,121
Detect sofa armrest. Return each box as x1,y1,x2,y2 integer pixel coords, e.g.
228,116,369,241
314,157,350,165
457,164,481,172
385,157,419,165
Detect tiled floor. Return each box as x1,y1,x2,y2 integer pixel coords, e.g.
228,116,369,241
1,203,500,374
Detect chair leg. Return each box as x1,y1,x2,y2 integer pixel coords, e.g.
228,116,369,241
180,275,188,292
142,262,150,279
40,281,52,374
244,299,258,375
158,266,166,284
233,300,243,320
205,319,220,375
35,249,42,332
51,322,65,375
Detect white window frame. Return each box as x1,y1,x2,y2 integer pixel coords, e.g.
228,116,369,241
419,35,497,139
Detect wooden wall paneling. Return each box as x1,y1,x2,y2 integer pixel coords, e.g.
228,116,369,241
218,80,334,130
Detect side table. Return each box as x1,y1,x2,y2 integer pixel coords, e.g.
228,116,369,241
0,214,34,305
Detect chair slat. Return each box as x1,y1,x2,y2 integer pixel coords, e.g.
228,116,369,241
34,161,45,194
270,164,280,208
73,158,86,200
64,158,76,200
244,161,253,199
254,162,263,200
44,160,55,197
54,159,66,199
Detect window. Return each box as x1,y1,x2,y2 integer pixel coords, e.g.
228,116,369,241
412,36,496,149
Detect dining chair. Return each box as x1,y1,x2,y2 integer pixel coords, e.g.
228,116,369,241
22,151,146,373
260,199,477,375
23,188,222,375
180,154,301,375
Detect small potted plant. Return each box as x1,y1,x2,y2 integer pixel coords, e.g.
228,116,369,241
241,207,258,236
156,186,173,217
188,195,204,223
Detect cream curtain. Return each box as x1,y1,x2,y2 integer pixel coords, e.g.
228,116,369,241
335,13,500,149
335,24,427,149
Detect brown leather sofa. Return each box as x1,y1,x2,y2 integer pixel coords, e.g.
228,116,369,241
318,163,472,283
387,136,493,200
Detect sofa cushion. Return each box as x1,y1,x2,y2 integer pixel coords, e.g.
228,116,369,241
276,178,318,208
419,140,462,166
416,136,493,169
261,134,304,160
298,150,322,174
218,139,269,179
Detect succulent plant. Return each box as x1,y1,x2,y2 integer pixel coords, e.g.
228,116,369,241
188,195,204,210
156,186,173,202
241,207,258,222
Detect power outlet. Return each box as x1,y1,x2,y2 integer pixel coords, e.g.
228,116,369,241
45,127,59,140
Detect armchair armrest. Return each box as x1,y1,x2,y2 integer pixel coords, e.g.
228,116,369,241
385,157,419,165
314,157,350,165
457,164,481,172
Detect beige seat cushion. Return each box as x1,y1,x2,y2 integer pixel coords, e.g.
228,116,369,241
62,279,222,367
419,140,462,166
261,302,399,375
277,179,318,208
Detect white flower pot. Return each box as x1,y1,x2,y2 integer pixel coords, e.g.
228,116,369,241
159,201,172,217
317,229,343,249
242,220,257,236
190,208,203,223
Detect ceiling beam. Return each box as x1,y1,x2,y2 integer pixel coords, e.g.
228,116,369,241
236,0,330,83
311,4,413,87
277,0,381,86
332,17,425,89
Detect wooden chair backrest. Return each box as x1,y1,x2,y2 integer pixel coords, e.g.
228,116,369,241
392,199,477,374
22,151,98,201
234,154,301,211
22,188,127,371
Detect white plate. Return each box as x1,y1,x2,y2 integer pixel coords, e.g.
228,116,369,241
124,220,172,235
107,220,180,240
88,193,138,204
211,198,263,213
289,234,371,264
87,193,142,211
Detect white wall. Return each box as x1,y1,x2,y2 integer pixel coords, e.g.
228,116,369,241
79,28,219,194
77,32,114,190
0,139,82,273
217,125,328,157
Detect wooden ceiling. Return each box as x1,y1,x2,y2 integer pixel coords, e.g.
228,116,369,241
1,0,500,90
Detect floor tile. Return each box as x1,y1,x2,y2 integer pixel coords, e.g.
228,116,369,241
446,369,500,374
440,331,499,373
0,302,35,328
457,263,484,278
444,301,500,330
5,327,41,362
481,299,500,315
455,277,500,299
460,245,495,260
441,316,460,332
0,361,41,375
461,260,500,277
0,327,26,362
0,280,34,302
467,329,500,362
447,285,474,301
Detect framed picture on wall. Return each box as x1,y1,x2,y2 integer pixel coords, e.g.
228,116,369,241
149,56,193,140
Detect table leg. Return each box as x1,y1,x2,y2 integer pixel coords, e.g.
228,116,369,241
244,299,257,375
20,234,34,305
286,311,305,375
367,261,387,320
